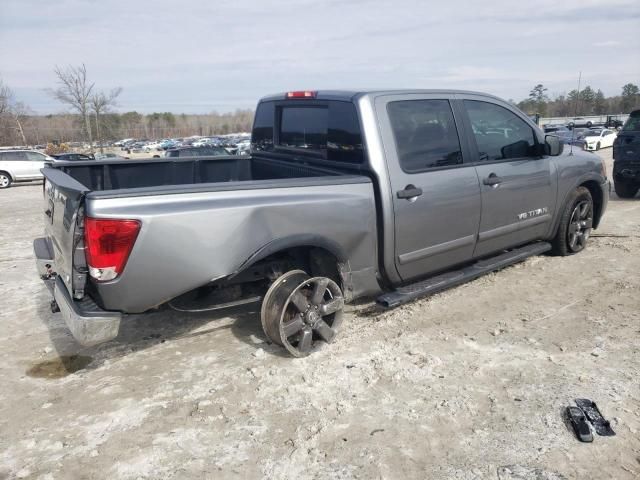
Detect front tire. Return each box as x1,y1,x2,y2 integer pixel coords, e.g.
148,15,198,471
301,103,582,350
614,180,639,199
0,172,12,189
552,187,593,256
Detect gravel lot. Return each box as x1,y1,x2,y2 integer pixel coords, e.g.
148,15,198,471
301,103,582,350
1,149,639,480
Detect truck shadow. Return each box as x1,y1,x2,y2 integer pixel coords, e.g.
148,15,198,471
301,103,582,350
31,296,288,377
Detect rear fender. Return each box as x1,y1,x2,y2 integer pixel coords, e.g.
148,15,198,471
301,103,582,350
229,234,353,296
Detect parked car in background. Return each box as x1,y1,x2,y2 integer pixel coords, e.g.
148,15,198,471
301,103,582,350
0,150,54,188
613,109,640,198
568,117,594,128
604,115,625,129
236,139,251,155
164,145,230,157
543,125,570,134
50,153,94,161
94,152,128,161
582,128,617,151
551,129,585,147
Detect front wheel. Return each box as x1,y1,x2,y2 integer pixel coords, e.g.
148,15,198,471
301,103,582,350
261,270,345,357
552,187,593,256
614,180,639,199
0,172,12,189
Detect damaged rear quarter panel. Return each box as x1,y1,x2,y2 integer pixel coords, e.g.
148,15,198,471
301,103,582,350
85,181,378,312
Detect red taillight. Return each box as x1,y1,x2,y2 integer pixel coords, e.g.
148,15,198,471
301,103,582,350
84,217,141,281
286,91,317,99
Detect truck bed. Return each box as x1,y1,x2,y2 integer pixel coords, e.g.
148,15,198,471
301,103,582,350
40,155,378,323
53,155,342,192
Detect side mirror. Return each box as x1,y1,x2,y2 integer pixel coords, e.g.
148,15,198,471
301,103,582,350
545,134,563,156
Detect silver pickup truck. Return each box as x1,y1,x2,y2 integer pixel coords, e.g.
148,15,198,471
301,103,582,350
34,90,609,357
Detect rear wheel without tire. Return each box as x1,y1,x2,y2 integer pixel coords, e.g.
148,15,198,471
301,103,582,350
614,180,639,199
261,270,344,357
552,187,593,256
0,172,11,189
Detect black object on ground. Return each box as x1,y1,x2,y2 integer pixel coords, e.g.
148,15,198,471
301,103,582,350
566,406,594,442
575,398,616,436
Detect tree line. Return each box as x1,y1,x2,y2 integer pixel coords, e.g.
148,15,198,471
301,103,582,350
517,82,640,118
0,64,254,148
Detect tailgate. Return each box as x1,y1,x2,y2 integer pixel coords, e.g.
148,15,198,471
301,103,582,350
43,167,90,299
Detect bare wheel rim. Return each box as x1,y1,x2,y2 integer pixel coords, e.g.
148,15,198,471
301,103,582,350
0,175,9,187
262,273,344,357
260,269,308,344
567,200,593,252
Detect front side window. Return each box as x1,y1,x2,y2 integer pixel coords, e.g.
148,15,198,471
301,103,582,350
622,112,640,131
464,100,536,161
387,99,463,172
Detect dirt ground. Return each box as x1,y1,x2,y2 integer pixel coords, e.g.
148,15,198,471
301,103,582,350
0,149,638,480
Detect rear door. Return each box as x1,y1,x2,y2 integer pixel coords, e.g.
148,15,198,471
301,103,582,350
376,94,482,281
458,96,555,257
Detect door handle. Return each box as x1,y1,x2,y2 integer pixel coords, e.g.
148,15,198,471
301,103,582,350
397,185,423,199
483,173,503,186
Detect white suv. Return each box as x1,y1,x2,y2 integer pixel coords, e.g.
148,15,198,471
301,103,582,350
0,150,54,188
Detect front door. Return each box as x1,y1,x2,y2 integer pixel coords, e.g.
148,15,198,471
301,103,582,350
376,95,482,281
459,97,555,257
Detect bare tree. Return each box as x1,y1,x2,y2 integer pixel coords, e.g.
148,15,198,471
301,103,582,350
0,79,10,117
0,78,30,146
49,64,95,150
91,87,122,152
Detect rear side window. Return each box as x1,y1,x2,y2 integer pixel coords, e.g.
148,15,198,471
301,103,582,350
387,99,463,172
251,100,364,163
252,101,275,152
463,100,536,161
1,151,28,161
622,111,640,131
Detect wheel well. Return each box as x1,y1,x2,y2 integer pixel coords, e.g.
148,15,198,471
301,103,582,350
232,245,347,295
265,246,342,285
580,180,603,229
0,170,12,179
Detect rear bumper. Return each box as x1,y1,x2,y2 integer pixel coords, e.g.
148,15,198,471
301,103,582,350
34,238,121,346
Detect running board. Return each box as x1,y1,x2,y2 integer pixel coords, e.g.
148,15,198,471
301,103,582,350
377,242,551,309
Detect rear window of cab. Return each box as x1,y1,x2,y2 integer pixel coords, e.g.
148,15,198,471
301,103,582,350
251,100,364,163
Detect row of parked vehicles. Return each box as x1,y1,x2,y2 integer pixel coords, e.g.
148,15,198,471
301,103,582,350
542,125,618,151
117,135,251,156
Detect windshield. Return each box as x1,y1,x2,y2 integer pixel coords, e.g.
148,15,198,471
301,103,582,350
622,112,640,131
584,130,602,137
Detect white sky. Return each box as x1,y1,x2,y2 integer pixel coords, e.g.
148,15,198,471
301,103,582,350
1,0,638,114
